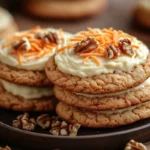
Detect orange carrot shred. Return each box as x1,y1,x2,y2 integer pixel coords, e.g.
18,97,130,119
90,56,100,66
132,45,139,49
87,27,96,34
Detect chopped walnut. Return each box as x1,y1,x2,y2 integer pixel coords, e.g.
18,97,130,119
35,31,60,44
124,140,147,150
50,121,81,136
12,37,31,51
118,38,134,56
0,146,11,150
106,44,120,59
74,37,98,54
12,113,36,131
36,114,59,129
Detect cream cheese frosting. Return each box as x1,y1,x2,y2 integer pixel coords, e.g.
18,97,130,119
55,28,149,78
76,77,150,98
0,79,53,99
0,7,13,30
90,101,149,115
0,28,72,71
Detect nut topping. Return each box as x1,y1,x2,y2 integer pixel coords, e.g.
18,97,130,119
35,31,60,44
12,113,36,131
118,38,134,56
12,37,31,51
36,114,59,129
50,121,81,136
0,146,11,150
74,37,98,54
106,44,120,59
124,140,147,150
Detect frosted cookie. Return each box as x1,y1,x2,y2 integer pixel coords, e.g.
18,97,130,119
134,0,150,28
56,101,150,128
0,26,72,86
24,0,107,19
54,78,150,111
0,79,57,112
45,28,150,94
0,7,18,39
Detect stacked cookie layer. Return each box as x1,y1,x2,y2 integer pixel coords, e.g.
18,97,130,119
45,28,150,128
24,0,107,19
0,26,71,112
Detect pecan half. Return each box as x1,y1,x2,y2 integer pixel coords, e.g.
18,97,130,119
118,38,134,56
36,114,59,129
12,113,36,131
124,140,147,150
50,121,81,136
12,37,31,51
74,37,98,54
0,146,11,150
35,31,60,44
106,44,120,59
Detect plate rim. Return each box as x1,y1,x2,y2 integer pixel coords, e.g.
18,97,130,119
1,120,150,139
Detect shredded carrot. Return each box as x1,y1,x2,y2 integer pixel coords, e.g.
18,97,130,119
132,45,139,49
31,43,42,51
83,56,89,63
23,52,38,57
88,27,96,34
70,38,83,41
90,56,100,66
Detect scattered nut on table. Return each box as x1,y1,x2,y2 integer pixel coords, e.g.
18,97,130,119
124,139,147,150
12,113,36,131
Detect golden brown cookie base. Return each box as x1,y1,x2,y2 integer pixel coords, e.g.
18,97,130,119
0,61,52,86
0,84,57,112
54,84,150,111
0,21,18,39
45,55,150,94
24,0,107,19
56,102,150,128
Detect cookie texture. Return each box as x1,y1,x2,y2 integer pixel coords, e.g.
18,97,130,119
54,85,150,111
45,55,150,94
56,102,150,128
0,61,52,86
24,0,107,19
0,84,57,112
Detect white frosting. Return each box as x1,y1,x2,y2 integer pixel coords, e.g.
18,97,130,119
76,77,150,98
0,7,13,30
0,79,53,99
55,29,149,78
91,101,149,115
0,28,72,71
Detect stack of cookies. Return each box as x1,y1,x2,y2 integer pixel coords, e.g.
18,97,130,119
45,28,150,128
24,0,107,19
0,26,71,112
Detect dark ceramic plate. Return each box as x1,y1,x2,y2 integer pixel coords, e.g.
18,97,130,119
0,108,150,150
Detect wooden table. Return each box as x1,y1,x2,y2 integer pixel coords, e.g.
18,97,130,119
0,0,150,149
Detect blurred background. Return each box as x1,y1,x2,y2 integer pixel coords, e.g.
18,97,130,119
0,0,149,46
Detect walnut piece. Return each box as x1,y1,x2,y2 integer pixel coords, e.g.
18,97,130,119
0,146,11,150
74,37,98,54
118,38,134,56
12,37,31,51
50,121,81,136
106,44,120,59
35,31,60,44
36,114,59,129
12,113,36,131
124,140,147,150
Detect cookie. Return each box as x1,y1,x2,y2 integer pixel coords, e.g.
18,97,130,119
0,61,51,86
56,102,150,128
134,0,150,28
0,7,18,39
46,54,150,94
0,26,72,86
24,0,107,19
45,28,150,94
54,79,150,111
0,84,57,112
